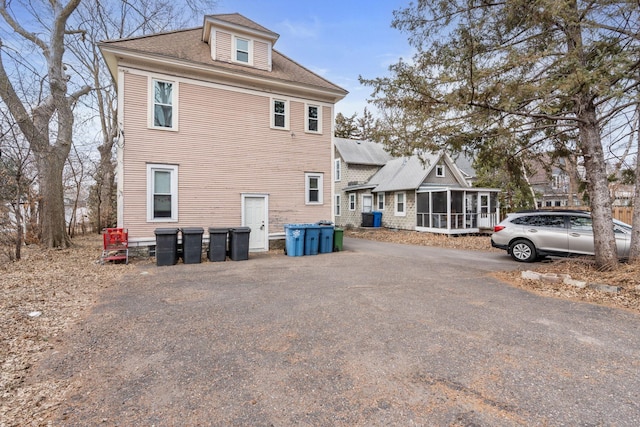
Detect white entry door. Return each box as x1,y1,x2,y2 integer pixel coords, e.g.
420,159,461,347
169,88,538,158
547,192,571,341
478,193,491,228
242,195,268,251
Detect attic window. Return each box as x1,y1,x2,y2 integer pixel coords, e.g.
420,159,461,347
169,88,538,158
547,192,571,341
436,164,445,177
235,37,250,63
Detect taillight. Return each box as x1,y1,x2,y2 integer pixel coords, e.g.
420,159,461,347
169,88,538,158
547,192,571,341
494,225,506,232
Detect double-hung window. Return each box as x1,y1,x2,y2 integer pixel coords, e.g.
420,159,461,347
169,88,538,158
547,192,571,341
395,192,406,216
305,173,323,204
349,193,356,211
152,79,177,130
436,164,445,177
235,37,250,63
334,159,341,182
147,164,178,221
335,194,341,216
377,192,385,210
305,104,321,133
272,99,288,129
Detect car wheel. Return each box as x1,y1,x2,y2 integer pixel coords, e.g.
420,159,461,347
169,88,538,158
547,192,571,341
510,239,537,262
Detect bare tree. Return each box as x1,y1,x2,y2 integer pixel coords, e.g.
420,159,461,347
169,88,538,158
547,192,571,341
628,102,640,261
65,143,90,237
0,110,36,261
67,0,218,232
0,0,91,248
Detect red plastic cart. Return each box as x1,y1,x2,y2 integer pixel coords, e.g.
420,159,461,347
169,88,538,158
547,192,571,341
101,228,129,264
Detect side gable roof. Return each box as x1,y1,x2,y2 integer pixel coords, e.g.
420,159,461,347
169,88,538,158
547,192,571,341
334,138,393,166
99,13,347,102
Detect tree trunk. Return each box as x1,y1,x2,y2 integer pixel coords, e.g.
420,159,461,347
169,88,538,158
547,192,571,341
36,147,71,248
578,104,618,268
628,129,640,262
14,174,23,260
96,140,116,230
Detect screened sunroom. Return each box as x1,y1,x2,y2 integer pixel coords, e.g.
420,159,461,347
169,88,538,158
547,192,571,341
415,187,501,234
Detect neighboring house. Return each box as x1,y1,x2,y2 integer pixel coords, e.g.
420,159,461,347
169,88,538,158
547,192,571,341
334,138,501,234
99,14,347,250
528,156,584,208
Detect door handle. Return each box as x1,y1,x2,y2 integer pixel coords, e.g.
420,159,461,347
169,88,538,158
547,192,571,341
570,233,580,237
260,221,265,230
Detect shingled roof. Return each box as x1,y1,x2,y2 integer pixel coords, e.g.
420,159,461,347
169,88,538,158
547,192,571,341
99,13,347,100
334,138,393,166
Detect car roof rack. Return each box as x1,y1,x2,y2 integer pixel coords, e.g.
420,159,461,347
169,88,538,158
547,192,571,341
514,209,590,214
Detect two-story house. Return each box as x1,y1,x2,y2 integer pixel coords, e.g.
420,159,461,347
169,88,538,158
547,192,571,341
99,13,347,250
334,138,501,234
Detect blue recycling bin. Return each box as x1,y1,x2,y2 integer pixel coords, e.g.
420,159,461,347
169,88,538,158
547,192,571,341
317,225,334,254
372,211,382,227
284,224,306,257
303,224,321,256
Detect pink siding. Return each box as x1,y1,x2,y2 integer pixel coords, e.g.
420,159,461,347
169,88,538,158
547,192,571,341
215,31,231,62
253,41,269,71
121,72,333,241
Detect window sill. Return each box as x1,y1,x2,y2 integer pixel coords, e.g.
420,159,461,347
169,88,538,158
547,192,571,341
148,125,179,132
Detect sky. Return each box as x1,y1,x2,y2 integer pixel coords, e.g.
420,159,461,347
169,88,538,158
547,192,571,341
216,0,413,117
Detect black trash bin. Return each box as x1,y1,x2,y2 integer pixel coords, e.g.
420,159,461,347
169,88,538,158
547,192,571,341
208,227,229,262
154,228,179,266
182,227,204,264
229,227,251,261
361,212,374,227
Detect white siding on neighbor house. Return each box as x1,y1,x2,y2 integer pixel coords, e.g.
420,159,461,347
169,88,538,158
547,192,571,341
120,69,334,241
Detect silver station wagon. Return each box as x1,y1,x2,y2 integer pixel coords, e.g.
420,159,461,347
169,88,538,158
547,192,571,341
491,210,632,262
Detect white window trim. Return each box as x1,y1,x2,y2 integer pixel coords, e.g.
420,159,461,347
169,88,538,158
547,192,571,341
305,172,323,205
149,78,178,131
147,164,178,222
362,194,373,213
305,103,322,134
271,98,289,130
334,159,341,182
436,164,445,177
377,192,385,210
335,194,341,216
349,193,356,211
395,191,406,216
233,35,253,65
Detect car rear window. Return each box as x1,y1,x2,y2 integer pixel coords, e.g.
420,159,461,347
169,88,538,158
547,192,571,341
570,216,592,231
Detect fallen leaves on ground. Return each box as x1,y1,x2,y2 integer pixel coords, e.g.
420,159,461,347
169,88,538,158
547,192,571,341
0,236,133,426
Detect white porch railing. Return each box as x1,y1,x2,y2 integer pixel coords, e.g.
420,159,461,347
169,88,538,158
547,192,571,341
416,212,498,230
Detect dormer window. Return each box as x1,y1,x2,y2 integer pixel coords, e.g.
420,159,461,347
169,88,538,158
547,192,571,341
235,37,250,63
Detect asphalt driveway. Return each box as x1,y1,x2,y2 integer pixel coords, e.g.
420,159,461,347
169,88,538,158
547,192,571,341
42,237,640,426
